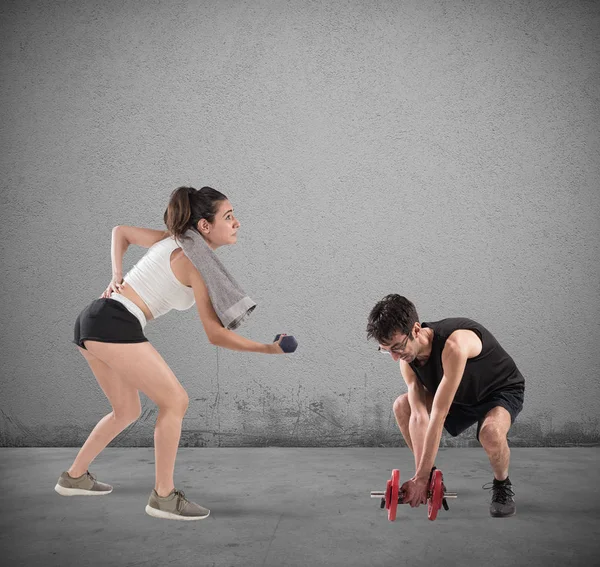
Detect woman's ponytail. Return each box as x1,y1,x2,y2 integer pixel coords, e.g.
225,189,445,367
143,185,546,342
163,185,228,239
163,186,197,239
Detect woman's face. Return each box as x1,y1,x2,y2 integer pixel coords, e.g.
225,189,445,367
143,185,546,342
198,200,240,249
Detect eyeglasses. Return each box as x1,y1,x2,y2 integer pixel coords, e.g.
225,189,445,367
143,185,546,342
378,334,411,355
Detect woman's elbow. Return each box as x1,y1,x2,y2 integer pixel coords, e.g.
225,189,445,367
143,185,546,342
206,328,225,346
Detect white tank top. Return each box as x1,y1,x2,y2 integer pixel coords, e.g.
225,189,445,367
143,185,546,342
122,237,196,320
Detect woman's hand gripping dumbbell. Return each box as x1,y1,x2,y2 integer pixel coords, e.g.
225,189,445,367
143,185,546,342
271,333,298,353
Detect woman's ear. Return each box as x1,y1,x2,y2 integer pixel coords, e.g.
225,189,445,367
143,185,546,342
197,219,210,234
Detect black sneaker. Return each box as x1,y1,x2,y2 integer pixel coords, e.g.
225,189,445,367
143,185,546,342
482,477,516,518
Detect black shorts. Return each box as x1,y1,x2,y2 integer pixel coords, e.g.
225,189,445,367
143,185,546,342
443,387,525,440
73,298,148,350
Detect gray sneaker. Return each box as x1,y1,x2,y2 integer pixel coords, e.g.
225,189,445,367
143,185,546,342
145,488,210,521
54,471,113,496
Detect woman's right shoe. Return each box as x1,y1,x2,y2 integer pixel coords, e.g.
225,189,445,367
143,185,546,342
145,488,210,521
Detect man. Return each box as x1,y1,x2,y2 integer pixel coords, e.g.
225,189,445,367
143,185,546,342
367,294,525,517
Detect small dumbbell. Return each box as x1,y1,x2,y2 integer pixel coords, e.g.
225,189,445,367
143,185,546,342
274,334,298,353
370,467,457,521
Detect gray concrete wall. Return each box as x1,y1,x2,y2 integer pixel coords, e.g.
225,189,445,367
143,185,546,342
1,0,599,447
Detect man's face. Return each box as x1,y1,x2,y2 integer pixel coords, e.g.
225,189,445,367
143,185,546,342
378,327,417,363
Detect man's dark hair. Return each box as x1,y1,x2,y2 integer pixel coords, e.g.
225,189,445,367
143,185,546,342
366,294,419,344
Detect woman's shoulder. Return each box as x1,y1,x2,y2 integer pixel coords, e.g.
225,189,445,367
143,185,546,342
151,234,182,251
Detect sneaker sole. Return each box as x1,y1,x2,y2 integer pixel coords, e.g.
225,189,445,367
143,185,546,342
490,509,516,518
145,504,210,521
54,484,113,496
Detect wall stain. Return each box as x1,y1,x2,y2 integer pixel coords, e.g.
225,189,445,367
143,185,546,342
2,406,599,448
0,408,41,446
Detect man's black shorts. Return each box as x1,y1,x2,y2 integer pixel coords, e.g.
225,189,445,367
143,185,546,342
444,387,525,440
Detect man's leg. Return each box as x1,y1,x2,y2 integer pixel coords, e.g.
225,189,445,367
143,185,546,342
478,406,512,481
392,392,433,452
393,394,414,450
478,406,516,517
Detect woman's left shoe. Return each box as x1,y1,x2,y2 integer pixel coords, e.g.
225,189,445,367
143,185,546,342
54,470,113,496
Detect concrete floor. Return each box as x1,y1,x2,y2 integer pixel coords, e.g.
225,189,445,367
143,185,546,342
1,447,599,567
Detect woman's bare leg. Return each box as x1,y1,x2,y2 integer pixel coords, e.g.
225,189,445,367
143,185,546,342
82,340,189,497
69,347,141,478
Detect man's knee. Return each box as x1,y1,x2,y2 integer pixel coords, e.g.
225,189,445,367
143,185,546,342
479,407,511,448
479,423,502,445
393,393,410,421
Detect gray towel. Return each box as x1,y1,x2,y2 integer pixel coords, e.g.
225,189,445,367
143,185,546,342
177,229,256,330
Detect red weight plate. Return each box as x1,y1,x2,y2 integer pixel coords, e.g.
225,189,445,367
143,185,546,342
428,469,443,521
388,469,400,521
385,479,392,510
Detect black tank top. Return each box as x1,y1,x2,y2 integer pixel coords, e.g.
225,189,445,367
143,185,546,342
409,318,525,405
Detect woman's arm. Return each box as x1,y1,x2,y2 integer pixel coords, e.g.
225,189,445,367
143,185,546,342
101,226,170,298
111,226,169,280
188,262,283,354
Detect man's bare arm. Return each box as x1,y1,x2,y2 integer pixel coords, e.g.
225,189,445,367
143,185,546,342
415,329,482,480
400,360,430,470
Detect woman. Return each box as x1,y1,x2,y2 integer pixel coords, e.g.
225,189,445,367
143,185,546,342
55,186,287,521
